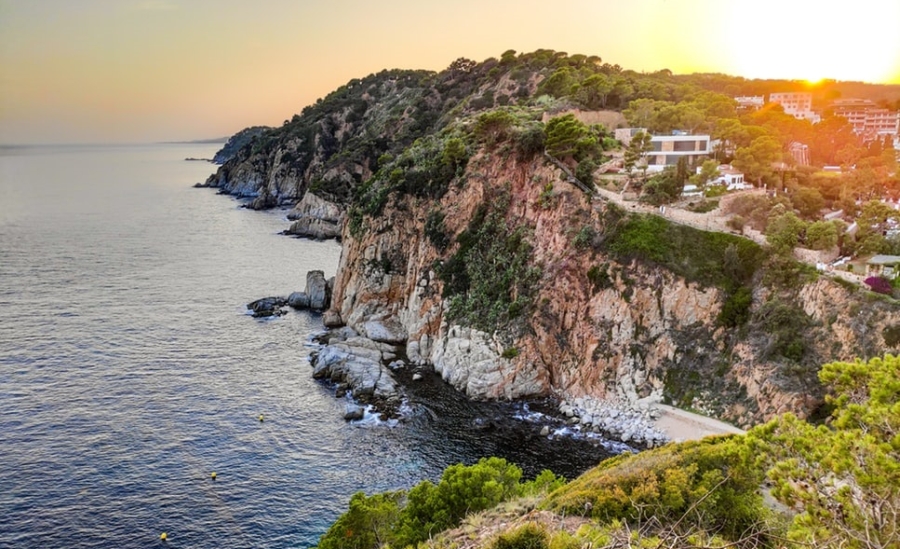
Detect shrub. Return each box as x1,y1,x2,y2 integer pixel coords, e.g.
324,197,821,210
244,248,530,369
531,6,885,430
394,457,523,547
513,122,546,158
718,286,753,327
755,298,811,361
501,347,520,359
544,437,766,540
572,225,596,249
490,523,548,549
726,215,746,232
603,213,765,289
864,276,893,295
437,192,540,331
425,209,450,252
586,264,613,292
883,324,900,347
575,159,596,186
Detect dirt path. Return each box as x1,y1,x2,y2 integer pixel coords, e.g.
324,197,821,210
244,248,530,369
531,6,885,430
652,404,746,441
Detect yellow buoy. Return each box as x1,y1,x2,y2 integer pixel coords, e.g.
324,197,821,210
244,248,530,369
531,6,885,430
160,532,167,541
258,414,264,422
211,472,217,480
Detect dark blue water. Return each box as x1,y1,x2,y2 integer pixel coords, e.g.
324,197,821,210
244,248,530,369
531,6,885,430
0,144,615,549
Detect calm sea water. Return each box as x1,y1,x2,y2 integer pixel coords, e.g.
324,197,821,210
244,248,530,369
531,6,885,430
0,144,615,549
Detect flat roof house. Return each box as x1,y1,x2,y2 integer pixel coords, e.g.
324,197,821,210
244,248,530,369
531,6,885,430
645,134,711,173
866,255,900,280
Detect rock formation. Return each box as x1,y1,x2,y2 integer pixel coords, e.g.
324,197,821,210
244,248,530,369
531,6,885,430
323,150,900,428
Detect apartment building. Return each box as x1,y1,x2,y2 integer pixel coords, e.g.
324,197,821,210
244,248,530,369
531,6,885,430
769,92,820,123
832,99,900,142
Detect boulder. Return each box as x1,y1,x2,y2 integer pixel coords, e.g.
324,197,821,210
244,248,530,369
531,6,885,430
288,292,310,309
306,270,329,310
323,310,344,328
362,317,408,344
247,296,287,317
344,404,365,421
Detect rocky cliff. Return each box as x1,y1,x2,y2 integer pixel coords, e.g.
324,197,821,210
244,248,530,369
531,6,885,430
325,149,900,428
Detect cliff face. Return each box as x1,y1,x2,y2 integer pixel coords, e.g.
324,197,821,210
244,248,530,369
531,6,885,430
329,151,900,428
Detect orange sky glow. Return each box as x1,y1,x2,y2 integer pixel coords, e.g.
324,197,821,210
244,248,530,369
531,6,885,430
1,0,899,144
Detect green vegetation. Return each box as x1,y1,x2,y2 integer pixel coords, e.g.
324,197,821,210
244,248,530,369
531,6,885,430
586,264,613,293
489,523,548,549
749,355,900,548
315,458,564,549
436,191,541,332
754,298,812,362
501,347,520,359
316,355,900,549
545,436,766,541
601,212,765,290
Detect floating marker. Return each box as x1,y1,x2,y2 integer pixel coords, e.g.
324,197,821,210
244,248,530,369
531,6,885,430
160,532,167,541
258,414,264,422
211,472,216,480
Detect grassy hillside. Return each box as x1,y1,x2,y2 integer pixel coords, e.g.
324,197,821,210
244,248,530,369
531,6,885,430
312,355,899,549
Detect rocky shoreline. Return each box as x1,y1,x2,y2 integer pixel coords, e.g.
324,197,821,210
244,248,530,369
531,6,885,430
246,270,724,450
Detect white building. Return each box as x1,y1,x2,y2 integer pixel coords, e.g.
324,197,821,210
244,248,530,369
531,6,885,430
698,164,750,190
645,134,711,173
832,98,900,142
769,92,820,123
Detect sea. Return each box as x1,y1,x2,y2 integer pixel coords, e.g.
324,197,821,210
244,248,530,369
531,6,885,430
0,143,619,549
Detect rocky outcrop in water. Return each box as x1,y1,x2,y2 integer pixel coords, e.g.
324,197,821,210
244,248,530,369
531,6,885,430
310,326,404,417
247,296,288,318
284,193,345,240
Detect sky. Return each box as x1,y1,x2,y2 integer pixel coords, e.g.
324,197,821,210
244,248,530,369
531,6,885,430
1,0,899,144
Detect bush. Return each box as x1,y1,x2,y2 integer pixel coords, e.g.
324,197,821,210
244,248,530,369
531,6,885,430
718,286,753,327
883,324,900,347
501,347,520,359
490,523,548,549
544,437,766,541
755,298,811,361
437,192,540,331
575,159,596,186
586,264,613,292
864,276,893,295
425,209,450,252
394,457,523,547
603,213,765,289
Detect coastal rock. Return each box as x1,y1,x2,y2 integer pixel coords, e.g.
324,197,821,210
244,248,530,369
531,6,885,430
362,317,408,344
306,270,329,310
309,333,402,416
343,404,365,421
284,193,345,240
247,296,287,318
323,310,344,328
288,292,310,309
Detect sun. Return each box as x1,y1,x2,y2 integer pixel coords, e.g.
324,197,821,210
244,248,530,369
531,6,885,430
723,0,900,83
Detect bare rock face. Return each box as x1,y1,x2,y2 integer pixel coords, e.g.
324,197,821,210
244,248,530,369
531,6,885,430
361,316,408,345
326,151,900,427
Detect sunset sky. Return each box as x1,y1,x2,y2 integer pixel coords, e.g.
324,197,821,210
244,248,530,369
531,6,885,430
1,0,899,144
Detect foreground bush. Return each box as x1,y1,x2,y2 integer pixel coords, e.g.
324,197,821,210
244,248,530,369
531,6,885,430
316,458,563,549
543,436,766,541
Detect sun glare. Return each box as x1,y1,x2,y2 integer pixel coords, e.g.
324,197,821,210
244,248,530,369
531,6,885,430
724,0,900,83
